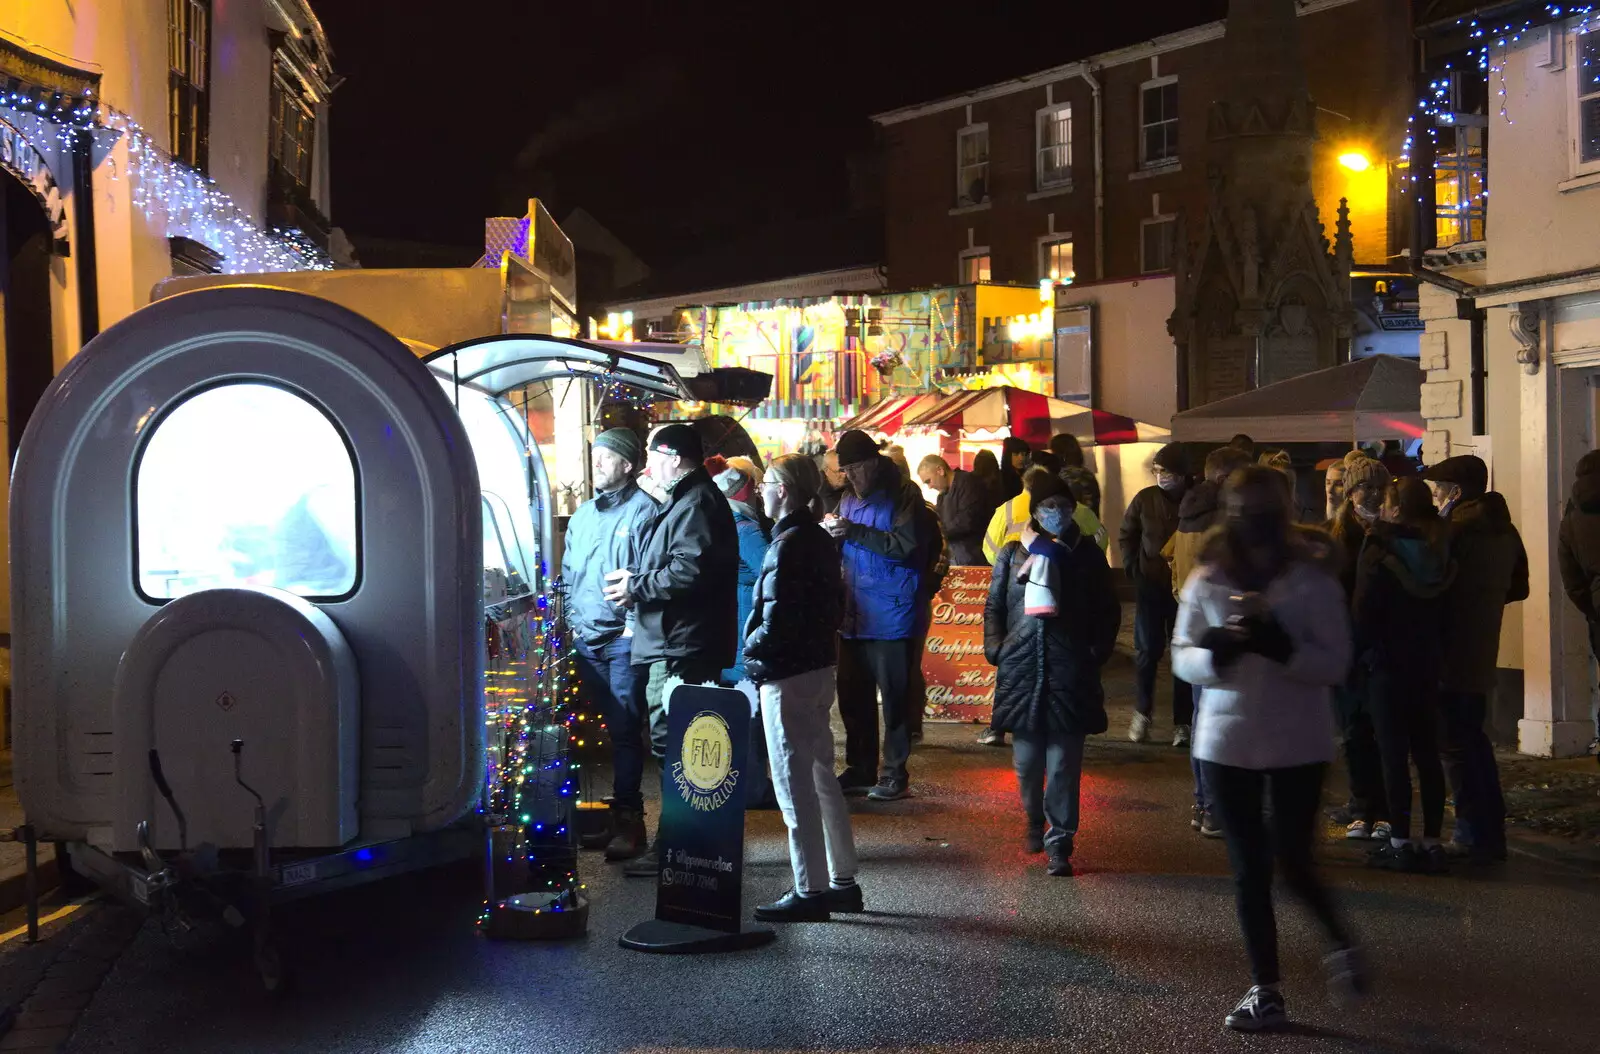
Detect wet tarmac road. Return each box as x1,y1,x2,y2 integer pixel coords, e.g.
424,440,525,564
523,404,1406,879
12,678,1600,1054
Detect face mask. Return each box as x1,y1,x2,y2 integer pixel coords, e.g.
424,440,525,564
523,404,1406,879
1035,504,1069,536
1157,474,1184,493
1353,503,1379,524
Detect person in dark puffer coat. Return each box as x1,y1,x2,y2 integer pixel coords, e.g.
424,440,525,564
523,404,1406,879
1558,450,1600,755
985,474,1120,878
744,454,860,922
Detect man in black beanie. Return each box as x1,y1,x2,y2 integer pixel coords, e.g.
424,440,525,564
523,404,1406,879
1119,442,1191,744
605,422,740,876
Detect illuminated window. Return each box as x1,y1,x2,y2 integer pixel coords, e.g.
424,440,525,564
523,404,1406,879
1140,78,1180,168
168,0,210,170
959,249,991,284
269,56,316,190
1435,123,1486,246
956,125,990,206
1577,29,1600,170
1036,105,1072,190
1141,216,1176,274
1039,236,1074,282
135,383,359,602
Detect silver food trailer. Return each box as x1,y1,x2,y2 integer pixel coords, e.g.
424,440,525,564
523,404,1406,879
8,285,689,986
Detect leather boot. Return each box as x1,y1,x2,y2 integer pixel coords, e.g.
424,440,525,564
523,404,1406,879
578,808,614,851
604,808,648,862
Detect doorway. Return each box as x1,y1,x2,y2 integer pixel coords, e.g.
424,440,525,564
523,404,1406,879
2,170,56,459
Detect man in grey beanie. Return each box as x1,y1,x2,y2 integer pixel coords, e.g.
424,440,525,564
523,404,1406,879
562,427,658,861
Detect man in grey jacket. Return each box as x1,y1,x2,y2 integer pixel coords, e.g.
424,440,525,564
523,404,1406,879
563,428,658,861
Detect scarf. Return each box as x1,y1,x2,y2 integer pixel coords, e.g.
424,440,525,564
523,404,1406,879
1017,524,1061,618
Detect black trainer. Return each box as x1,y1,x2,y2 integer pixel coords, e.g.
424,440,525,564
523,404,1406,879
1046,843,1074,877
825,882,865,913
866,780,910,802
1025,826,1045,854
1225,985,1287,1032
754,890,831,922
1368,841,1424,873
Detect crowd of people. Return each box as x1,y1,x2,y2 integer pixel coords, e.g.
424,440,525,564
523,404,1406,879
563,419,1547,1032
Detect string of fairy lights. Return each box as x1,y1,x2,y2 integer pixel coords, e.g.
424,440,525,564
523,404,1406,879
477,369,659,930
1401,3,1599,237
0,90,330,274
479,583,586,927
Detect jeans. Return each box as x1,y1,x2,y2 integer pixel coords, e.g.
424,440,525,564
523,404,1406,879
908,597,933,739
1336,671,1386,824
1369,667,1446,842
1133,584,1193,725
837,637,912,786
642,661,669,762
762,666,858,894
1202,761,1352,987
1439,690,1507,852
576,638,648,813
1191,754,1211,810
1012,730,1086,850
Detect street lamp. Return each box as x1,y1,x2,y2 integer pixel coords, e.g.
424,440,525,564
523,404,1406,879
1339,151,1372,172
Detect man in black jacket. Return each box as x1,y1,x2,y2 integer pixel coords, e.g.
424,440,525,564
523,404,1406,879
606,423,740,684
918,454,994,566
1118,442,1189,744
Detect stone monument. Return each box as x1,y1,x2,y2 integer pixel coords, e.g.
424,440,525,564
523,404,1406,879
1168,0,1354,408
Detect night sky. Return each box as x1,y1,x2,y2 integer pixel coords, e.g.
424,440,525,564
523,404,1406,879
316,0,1222,267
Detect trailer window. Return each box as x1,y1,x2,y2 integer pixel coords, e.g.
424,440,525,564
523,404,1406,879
134,382,360,602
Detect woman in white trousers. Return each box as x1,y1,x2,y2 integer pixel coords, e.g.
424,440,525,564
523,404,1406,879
743,453,861,922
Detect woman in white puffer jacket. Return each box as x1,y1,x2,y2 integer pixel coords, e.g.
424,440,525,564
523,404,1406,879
1171,466,1364,1033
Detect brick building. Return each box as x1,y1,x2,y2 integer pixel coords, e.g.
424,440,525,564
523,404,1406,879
871,0,1414,420
875,0,1411,287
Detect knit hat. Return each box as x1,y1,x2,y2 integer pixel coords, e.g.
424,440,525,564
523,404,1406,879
835,429,883,467
593,427,642,469
1152,442,1188,475
1343,456,1390,493
1421,454,1489,498
649,423,704,463
1578,450,1600,478
707,455,758,504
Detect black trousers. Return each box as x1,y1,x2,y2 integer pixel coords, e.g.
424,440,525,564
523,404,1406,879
1439,690,1507,853
1336,667,1386,824
837,637,912,785
1369,667,1446,841
1202,760,1352,988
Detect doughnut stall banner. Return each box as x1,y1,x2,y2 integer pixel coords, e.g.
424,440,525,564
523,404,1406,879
921,565,994,723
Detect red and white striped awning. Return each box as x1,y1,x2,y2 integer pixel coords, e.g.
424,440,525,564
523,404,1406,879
835,394,941,435
901,386,1168,447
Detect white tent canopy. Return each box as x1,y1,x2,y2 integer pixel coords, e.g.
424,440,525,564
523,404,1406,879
1170,355,1424,444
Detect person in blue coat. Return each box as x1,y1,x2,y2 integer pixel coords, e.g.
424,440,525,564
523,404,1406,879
825,429,923,802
